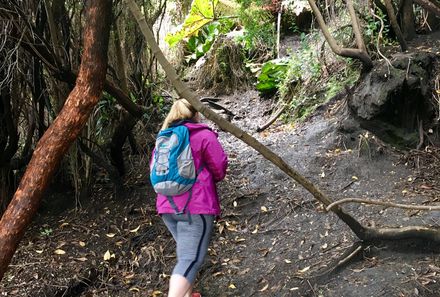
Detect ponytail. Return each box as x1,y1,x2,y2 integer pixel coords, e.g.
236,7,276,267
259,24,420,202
161,99,197,130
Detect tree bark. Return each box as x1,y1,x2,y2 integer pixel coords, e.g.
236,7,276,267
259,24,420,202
307,0,373,69
109,111,138,176
401,0,416,40
384,0,408,51
108,17,136,177
0,0,112,281
346,0,367,53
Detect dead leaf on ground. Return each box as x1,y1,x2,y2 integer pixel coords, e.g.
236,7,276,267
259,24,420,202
54,249,66,255
259,283,269,292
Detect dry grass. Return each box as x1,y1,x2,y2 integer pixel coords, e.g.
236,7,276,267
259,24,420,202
195,36,252,95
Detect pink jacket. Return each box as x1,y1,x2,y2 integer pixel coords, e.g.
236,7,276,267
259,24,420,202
155,122,228,215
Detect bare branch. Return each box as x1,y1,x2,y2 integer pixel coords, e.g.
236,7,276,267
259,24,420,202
307,0,373,69
326,198,440,212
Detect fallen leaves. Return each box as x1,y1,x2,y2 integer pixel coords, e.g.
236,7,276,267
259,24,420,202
103,250,116,261
259,283,269,292
128,287,140,292
54,249,66,255
297,266,310,274
130,225,141,233
217,220,240,234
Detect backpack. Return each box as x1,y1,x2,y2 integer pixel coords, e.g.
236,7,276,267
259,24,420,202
150,124,200,215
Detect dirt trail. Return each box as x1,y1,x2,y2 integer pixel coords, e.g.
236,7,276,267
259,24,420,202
1,90,440,297
198,90,440,297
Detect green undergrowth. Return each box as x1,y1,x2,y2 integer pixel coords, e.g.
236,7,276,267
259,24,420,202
254,30,361,122
286,60,360,122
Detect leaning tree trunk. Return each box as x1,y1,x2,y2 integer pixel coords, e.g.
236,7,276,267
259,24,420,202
126,0,367,239
127,0,440,246
0,0,112,281
384,0,407,51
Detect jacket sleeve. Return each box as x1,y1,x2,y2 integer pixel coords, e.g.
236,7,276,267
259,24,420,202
202,131,228,182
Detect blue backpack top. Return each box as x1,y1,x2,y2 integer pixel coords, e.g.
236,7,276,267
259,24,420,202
150,124,196,197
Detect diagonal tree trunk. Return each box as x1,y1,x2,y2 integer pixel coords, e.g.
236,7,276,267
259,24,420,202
126,0,440,245
125,0,367,239
0,0,112,281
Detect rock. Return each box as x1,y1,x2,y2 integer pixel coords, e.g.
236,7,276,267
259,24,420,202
348,51,437,148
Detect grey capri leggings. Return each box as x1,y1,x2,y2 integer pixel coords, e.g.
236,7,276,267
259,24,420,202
162,213,215,283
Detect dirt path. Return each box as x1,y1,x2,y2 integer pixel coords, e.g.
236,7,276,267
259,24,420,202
198,91,440,297
1,90,440,297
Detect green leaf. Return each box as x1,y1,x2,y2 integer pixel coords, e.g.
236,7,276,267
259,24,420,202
187,36,198,52
256,59,289,94
165,0,219,47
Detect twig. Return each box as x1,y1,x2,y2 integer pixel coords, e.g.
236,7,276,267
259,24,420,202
309,242,364,282
421,10,432,32
306,279,317,296
406,57,412,80
334,244,363,267
256,103,289,132
326,198,440,212
416,118,424,150
370,4,392,73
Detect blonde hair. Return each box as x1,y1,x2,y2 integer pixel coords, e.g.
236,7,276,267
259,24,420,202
161,99,198,130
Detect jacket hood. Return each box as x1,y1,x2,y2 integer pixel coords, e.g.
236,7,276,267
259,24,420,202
184,122,217,136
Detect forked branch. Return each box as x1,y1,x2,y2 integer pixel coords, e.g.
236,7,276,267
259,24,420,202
307,0,373,69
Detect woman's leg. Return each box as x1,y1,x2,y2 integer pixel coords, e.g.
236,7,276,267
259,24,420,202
168,274,192,297
169,214,214,297
162,214,178,241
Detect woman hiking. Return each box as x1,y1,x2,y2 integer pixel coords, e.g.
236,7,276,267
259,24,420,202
150,99,228,297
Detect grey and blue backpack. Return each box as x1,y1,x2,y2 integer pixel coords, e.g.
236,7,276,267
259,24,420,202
150,124,201,215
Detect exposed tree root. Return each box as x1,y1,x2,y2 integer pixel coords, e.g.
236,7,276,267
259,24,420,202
326,198,440,212
308,241,364,284
363,226,440,242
